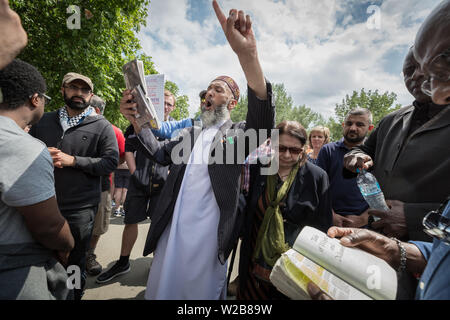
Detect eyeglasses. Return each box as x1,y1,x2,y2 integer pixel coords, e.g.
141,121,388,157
423,198,450,245
164,101,174,108
278,145,303,155
421,48,450,96
64,84,92,95
29,93,52,106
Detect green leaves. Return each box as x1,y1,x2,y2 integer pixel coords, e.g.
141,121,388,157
329,88,402,141
10,0,166,131
231,83,325,130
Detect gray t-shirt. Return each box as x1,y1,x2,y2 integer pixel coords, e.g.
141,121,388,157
0,116,55,245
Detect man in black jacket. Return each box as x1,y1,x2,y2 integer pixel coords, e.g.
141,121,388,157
30,72,118,300
120,1,275,300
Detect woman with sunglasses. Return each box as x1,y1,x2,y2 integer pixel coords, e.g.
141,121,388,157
236,120,332,300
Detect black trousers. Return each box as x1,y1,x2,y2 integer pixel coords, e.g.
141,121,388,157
61,206,97,300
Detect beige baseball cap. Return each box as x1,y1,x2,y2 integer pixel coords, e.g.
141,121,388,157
62,72,94,91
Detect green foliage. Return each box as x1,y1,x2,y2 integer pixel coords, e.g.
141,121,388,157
164,80,190,120
230,95,248,123
10,0,189,131
327,88,402,141
325,117,343,143
231,83,325,130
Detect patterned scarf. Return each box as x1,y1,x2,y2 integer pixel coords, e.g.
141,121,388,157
253,161,300,267
59,106,94,130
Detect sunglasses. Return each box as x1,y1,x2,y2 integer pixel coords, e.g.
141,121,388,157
278,145,303,155
423,198,450,245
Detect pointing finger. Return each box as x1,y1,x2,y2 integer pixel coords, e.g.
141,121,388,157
212,0,227,30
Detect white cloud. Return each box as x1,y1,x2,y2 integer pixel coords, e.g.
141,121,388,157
138,0,441,119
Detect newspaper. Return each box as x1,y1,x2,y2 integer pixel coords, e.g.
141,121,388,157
123,59,161,129
270,226,398,300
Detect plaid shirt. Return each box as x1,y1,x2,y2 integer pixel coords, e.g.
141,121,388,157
241,140,273,193
59,106,95,131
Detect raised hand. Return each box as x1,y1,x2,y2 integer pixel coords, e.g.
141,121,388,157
0,0,27,69
212,0,266,99
212,0,256,57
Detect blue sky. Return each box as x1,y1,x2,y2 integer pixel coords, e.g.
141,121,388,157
138,0,441,119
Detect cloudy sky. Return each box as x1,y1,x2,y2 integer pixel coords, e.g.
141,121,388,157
137,0,441,118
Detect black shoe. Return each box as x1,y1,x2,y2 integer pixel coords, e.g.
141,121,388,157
96,261,130,284
86,253,102,276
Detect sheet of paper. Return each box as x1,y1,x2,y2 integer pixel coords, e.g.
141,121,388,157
145,74,165,124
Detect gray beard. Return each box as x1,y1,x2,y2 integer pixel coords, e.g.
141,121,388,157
200,103,230,128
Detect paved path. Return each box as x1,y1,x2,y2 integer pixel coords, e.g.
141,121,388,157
82,216,239,300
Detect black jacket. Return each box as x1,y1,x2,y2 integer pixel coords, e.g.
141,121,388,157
137,83,276,264
238,161,333,289
345,104,450,241
30,110,119,210
124,125,168,193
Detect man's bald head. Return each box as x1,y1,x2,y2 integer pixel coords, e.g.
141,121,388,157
403,47,430,103
413,0,450,105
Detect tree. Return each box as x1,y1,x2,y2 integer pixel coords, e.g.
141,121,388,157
327,88,402,141
164,80,190,121
231,83,325,130
10,0,186,130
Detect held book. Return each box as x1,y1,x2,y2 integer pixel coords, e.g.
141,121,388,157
269,226,398,300
123,59,161,129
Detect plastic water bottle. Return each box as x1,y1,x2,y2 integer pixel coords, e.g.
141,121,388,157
356,169,389,218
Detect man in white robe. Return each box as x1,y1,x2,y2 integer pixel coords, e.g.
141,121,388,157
120,0,275,299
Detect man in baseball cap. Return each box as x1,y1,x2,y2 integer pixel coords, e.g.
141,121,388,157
60,72,94,116
29,72,118,299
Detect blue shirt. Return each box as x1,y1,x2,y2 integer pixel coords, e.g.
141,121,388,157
316,139,369,216
151,118,193,140
411,199,450,300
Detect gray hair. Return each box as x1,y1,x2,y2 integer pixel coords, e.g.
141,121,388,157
90,95,106,114
345,108,373,124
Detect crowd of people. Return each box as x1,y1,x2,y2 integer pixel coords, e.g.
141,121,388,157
0,0,449,300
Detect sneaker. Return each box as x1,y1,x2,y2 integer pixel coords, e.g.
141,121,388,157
120,207,126,217
114,208,121,217
86,253,102,276
111,200,116,207
96,261,130,284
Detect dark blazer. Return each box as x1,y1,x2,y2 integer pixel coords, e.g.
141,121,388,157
238,161,333,288
137,83,276,264
346,104,450,241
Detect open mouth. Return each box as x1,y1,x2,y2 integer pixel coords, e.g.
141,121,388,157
204,100,213,111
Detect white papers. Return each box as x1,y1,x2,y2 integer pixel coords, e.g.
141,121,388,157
145,74,165,124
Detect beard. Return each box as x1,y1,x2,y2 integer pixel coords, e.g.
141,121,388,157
64,93,89,110
344,131,366,144
200,103,230,128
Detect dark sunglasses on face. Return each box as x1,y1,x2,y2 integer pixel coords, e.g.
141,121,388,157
278,145,303,155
